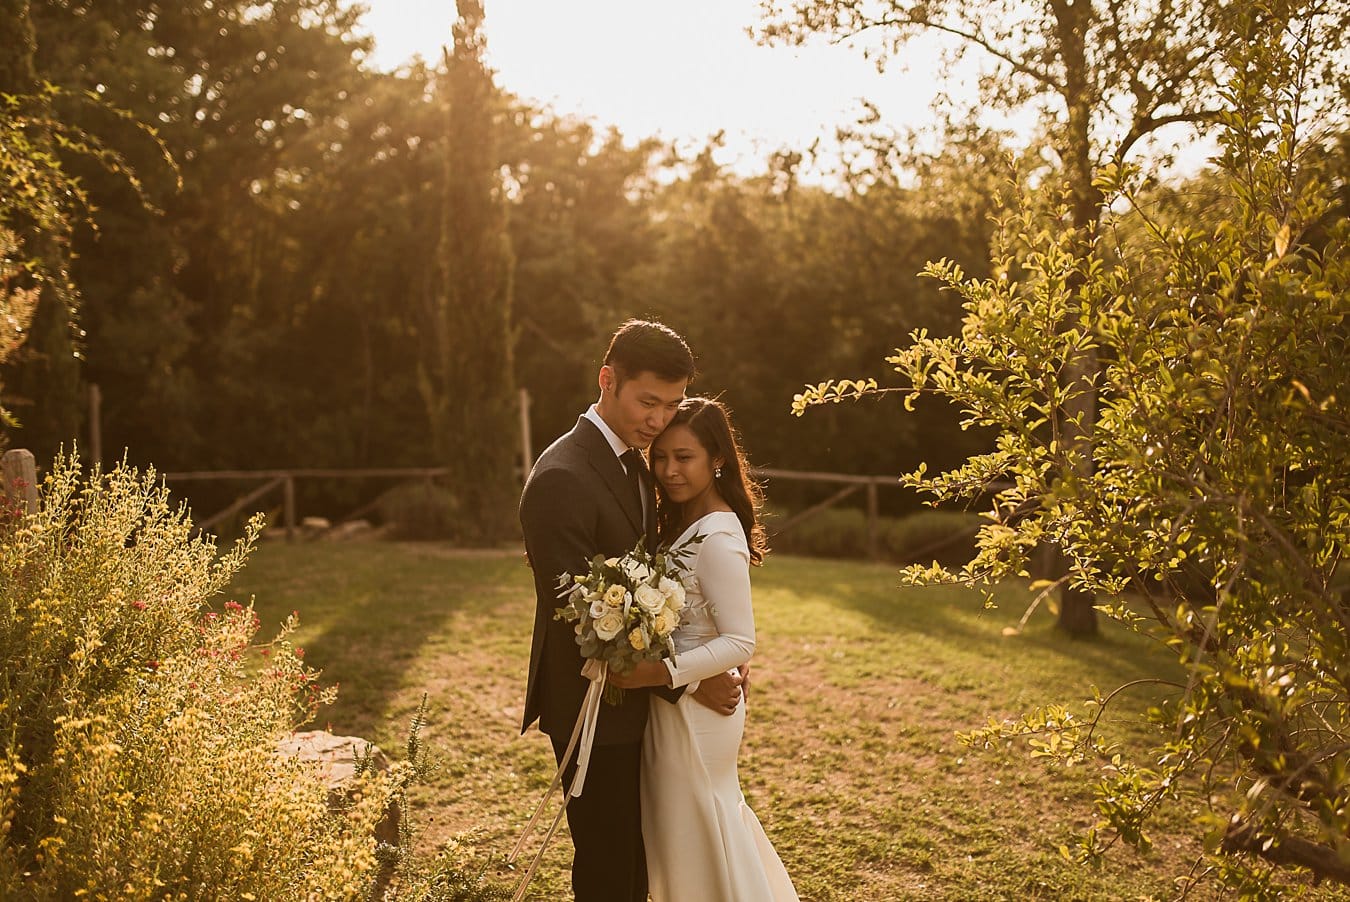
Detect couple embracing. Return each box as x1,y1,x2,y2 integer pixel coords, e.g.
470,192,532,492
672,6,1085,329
519,320,799,902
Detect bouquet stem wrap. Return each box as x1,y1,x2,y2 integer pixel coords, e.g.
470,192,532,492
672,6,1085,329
507,660,609,902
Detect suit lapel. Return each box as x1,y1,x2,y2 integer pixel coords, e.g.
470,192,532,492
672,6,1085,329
576,418,644,536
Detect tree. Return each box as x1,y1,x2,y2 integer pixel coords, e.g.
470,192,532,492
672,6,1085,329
1,1,160,454
18,0,371,473
630,132,1002,497
501,112,665,448
760,0,1346,634
416,0,519,542
0,0,80,455
800,4,1350,890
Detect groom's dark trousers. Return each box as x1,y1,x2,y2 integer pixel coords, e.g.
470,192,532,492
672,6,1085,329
548,734,645,902
519,416,678,902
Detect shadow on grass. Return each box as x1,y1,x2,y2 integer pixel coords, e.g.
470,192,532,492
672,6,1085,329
229,544,1181,739
761,554,1182,689
226,541,531,739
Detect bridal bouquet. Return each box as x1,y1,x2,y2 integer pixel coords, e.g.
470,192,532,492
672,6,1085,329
554,534,701,701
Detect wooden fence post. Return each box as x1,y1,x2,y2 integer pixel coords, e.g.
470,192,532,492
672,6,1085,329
2,448,39,515
866,480,880,559
88,383,102,467
284,475,296,542
519,387,533,480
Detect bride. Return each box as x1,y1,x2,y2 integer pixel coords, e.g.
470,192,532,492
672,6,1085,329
609,397,798,902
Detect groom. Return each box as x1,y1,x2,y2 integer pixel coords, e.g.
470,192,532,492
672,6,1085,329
520,319,746,902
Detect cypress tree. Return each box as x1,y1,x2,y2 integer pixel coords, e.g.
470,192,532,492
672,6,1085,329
417,0,519,542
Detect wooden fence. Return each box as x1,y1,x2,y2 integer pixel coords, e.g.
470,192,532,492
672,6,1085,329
161,467,452,540
161,465,901,555
1,451,903,558
754,468,895,558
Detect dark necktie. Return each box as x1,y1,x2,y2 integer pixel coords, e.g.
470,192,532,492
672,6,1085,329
622,448,657,548
620,448,645,519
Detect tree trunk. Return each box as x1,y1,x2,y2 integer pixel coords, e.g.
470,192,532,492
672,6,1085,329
0,1,36,91
1052,0,1100,637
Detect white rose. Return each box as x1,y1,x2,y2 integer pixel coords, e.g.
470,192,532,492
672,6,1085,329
622,558,652,583
634,584,665,614
659,577,686,611
594,610,625,641
589,597,608,619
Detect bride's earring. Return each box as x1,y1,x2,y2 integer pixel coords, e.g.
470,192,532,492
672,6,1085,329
714,466,723,479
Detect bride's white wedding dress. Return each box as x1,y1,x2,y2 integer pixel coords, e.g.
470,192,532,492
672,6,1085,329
642,511,799,902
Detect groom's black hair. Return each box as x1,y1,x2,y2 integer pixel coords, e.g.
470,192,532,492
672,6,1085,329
604,319,696,385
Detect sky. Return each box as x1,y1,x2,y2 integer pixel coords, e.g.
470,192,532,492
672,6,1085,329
355,1,1213,181
355,0,990,176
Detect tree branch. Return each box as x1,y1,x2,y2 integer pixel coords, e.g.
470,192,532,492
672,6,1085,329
1114,109,1225,163
841,12,1061,90
1222,821,1350,885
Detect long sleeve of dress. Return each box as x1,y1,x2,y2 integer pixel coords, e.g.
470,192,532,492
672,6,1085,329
663,529,756,689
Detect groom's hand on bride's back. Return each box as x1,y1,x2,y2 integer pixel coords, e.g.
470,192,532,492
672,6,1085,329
692,667,745,716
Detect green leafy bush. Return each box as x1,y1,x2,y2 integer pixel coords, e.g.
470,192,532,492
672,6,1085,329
375,481,462,541
0,454,400,899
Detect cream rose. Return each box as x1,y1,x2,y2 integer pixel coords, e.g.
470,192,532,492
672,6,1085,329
634,584,665,614
594,610,625,641
659,577,686,611
589,597,608,619
603,584,627,608
651,611,671,635
628,627,648,651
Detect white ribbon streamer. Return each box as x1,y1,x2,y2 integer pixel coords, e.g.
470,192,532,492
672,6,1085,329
508,660,609,902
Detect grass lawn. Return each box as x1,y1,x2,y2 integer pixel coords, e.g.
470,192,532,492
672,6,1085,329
228,541,1227,901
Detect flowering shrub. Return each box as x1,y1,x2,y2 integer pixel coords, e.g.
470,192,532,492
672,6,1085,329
0,453,401,899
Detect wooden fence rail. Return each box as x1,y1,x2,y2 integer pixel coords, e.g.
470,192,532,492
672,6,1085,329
160,465,901,556
3,451,909,557
755,468,894,559
3,453,902,554
163,467,453,542
4,449,998,564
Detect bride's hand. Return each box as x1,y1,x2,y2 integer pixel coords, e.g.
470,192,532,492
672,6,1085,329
607,660,672,689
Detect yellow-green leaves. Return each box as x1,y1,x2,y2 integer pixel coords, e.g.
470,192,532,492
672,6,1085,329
790,377,879,416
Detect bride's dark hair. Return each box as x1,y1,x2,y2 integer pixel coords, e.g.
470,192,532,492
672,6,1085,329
655,397,768,565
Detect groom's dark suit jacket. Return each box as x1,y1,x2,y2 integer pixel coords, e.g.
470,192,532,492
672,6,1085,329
519,415,678,745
